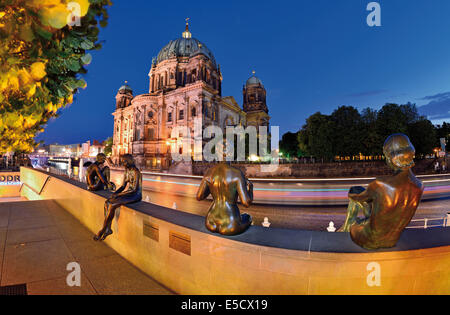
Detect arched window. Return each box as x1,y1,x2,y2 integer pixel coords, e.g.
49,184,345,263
191,107,196,117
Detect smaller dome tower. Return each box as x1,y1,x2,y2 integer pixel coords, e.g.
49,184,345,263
116,81,133,109
243,71,270,128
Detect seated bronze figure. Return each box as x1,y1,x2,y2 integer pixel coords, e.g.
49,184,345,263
339,134,424,250
197,162,253,236
86,153,115,192
94,154,142,242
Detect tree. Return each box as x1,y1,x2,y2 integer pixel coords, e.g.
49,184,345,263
298,112,335,161
376,103,420,141
279,132,300,159
330,106,363,158
0,0,111,154
104,137,113,156
408,119,437,157
436,122,450,151
361,108,383,156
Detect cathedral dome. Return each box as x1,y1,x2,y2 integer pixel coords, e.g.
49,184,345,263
118,81,132,94
156,21,217,67
246,73,263,87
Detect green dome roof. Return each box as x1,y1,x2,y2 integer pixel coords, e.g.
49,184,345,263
246,75,263,87
156,37,217,67
118,82,132,93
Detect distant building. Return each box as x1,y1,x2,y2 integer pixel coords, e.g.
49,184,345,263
34,143,82,157
81,140,105,158
111,21,270,170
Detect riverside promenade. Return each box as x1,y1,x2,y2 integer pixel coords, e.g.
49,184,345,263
0,200,172,295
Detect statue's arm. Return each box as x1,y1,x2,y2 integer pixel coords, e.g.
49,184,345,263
349,182,376,203
196,178,210,201
112,174,127,197
129,169,142,194
237,176,253,208
94,165,109,185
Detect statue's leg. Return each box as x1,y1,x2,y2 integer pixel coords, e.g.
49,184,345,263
234,213,252,234
94,199,114,241
205,212,218,233
338,187,366,232
95,194,142,241
102,167,111,183
218,210,252,236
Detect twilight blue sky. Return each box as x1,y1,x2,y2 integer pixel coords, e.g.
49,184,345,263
38,0,450,144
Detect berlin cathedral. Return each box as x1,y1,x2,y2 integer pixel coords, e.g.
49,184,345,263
111,21,270,170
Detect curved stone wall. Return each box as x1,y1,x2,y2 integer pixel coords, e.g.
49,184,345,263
20,167,450,294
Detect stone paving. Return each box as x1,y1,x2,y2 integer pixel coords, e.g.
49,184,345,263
0,200,173,295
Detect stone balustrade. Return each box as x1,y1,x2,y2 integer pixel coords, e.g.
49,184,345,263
20,167,450,294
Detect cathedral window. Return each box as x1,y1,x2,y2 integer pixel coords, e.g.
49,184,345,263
191,107,197,117
168,112,173,122
148,129,155,140
179,110,184,120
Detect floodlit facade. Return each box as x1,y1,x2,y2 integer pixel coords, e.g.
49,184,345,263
111,21,270,170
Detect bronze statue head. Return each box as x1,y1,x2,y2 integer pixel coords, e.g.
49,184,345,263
96,153,107,164
121,154,135,168
383,134,416,171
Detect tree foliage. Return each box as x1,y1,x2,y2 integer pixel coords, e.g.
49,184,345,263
293,103,440,160
279,132,300,158
103,136,112,156
0,0,111,154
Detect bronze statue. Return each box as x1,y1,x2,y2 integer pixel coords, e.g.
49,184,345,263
197,162,253,236
339,134,424,250
86,153,115,192
94,154,142,241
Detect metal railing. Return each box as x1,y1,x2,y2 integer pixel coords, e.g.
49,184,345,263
406,217,448,229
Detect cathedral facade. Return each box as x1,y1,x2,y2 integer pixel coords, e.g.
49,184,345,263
111,22,270,170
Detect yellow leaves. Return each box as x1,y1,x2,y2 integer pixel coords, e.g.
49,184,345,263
45,102,59,113
73,0,91,17
37,0,91,30
0,11,5,27
18,69,32,86
39,3,68,29
19,27,35,42
8,74,19,90
24,115,38,127
26,84,37,98
30,62,47,81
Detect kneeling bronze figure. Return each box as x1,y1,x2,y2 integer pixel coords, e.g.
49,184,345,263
197,163,253,236
339,134,424,250
94,154,142,242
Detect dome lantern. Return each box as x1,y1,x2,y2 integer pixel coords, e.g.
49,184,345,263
182,18,192,39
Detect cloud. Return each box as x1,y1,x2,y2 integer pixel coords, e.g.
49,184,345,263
345,89,388,98
420,92,450,102
418,91,450,123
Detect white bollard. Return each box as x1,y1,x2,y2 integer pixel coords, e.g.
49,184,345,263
145,196,150,203
447,213,450,227
172,202,177,209
327,222,337,232
262,217,271,228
